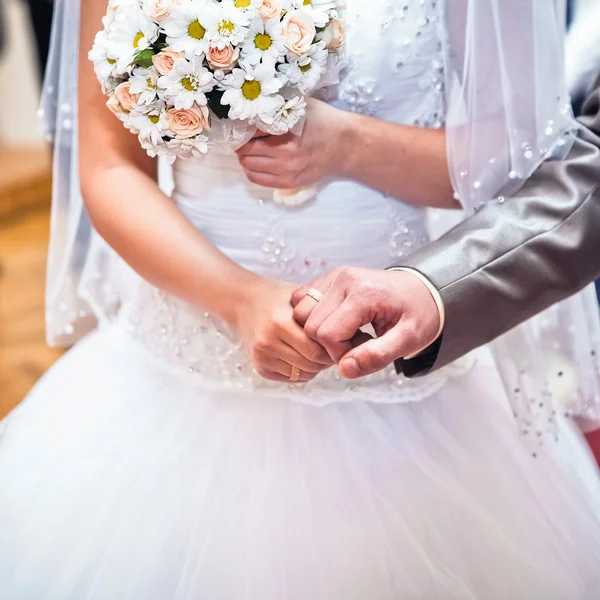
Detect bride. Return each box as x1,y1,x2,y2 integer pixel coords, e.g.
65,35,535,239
2,0,600,598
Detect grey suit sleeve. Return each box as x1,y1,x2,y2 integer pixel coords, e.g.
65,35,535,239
396,77,600,375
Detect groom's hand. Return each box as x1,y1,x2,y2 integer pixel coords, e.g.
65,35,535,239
291,267,441,379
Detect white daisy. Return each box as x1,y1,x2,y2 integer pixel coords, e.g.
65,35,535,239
158,56,215,109
241,17,286,65
129,67,160,104
129,101,169,145
258,94,306,134
108,7,159,73
212,1,250,50
163,1,217,57
167,135,210,159
221,62,282,122
278,41,327,93
140,135,170,159
89,30,120,90
104,0,141,28
305,0,338,27
231,0,262,15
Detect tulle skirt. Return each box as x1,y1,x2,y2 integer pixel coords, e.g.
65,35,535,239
1,324,600,600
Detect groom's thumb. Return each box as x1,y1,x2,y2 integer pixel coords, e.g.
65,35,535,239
339,326,408,379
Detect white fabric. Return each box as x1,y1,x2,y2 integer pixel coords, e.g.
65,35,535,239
3,2,600,597
2,328,600,599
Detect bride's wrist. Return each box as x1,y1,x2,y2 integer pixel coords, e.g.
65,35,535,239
216,272,269,331
334,110,364,178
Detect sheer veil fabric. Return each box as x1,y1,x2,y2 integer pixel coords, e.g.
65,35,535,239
41,0,600,443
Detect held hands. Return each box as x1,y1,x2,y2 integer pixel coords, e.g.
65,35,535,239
291,267,441,379
234,278,334,383
236,99,352,190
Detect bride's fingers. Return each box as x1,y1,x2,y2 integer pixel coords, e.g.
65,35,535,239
242,170,280,188
255,367,299,383
237,136,282,158
276,339,331,373
237,155,278,175
280,322,334,366
258,359,316,382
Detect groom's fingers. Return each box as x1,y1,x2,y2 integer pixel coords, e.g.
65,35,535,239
310,298,367,363
280,321,334,366
303,285,348,346
292,295,320,327
338,324,413,379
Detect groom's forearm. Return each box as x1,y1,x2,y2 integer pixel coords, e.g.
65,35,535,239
396,80,600,375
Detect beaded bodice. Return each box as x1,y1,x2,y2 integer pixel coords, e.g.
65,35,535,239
117,0,474,402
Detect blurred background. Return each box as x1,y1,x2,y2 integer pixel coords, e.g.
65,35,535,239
0,0,599,420
0,0,60,419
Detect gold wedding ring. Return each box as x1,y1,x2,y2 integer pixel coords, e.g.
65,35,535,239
289,366,301,382
306,288,324,303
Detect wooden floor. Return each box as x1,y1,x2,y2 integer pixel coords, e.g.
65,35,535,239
0,144,63,419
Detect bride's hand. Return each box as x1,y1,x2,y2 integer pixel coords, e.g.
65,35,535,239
236,99,353,189
234,279,335,383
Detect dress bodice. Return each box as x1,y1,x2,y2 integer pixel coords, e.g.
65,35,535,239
118,0,473,403
170,0,446,282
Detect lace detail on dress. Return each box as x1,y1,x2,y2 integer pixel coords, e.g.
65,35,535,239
118,283,474,406
331,0,445,128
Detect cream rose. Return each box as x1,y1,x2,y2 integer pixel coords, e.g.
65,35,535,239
152,49,184,75
106,93,124,116
207,45,239,71
321,18,345,50
166,105,210,138
281,10,316,56
142,0,178,22
114,81,141,112
259,0,283,20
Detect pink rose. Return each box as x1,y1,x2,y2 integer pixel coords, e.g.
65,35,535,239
207,45,239,71
321,18,345,50
259,0,282,20
166,105,210,138
281,10,316,56
152,49,184,75
114,81,141,112
142,0,178,22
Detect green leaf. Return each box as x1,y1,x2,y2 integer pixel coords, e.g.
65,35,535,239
134,49,155,69
206,89,230,120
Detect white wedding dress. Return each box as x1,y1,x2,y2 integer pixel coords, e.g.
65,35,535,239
2,2,600,598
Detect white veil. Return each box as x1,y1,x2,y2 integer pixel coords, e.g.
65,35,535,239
42,0,600,441
41,0,168,346
443,0,600,442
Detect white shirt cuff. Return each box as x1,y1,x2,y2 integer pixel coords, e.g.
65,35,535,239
388,267,445,360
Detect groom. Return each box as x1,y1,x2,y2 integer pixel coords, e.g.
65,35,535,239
292,75,600,380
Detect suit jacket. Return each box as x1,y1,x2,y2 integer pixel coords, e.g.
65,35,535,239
396,76,600,377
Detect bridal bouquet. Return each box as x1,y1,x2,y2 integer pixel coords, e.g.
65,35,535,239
89,0,345,164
